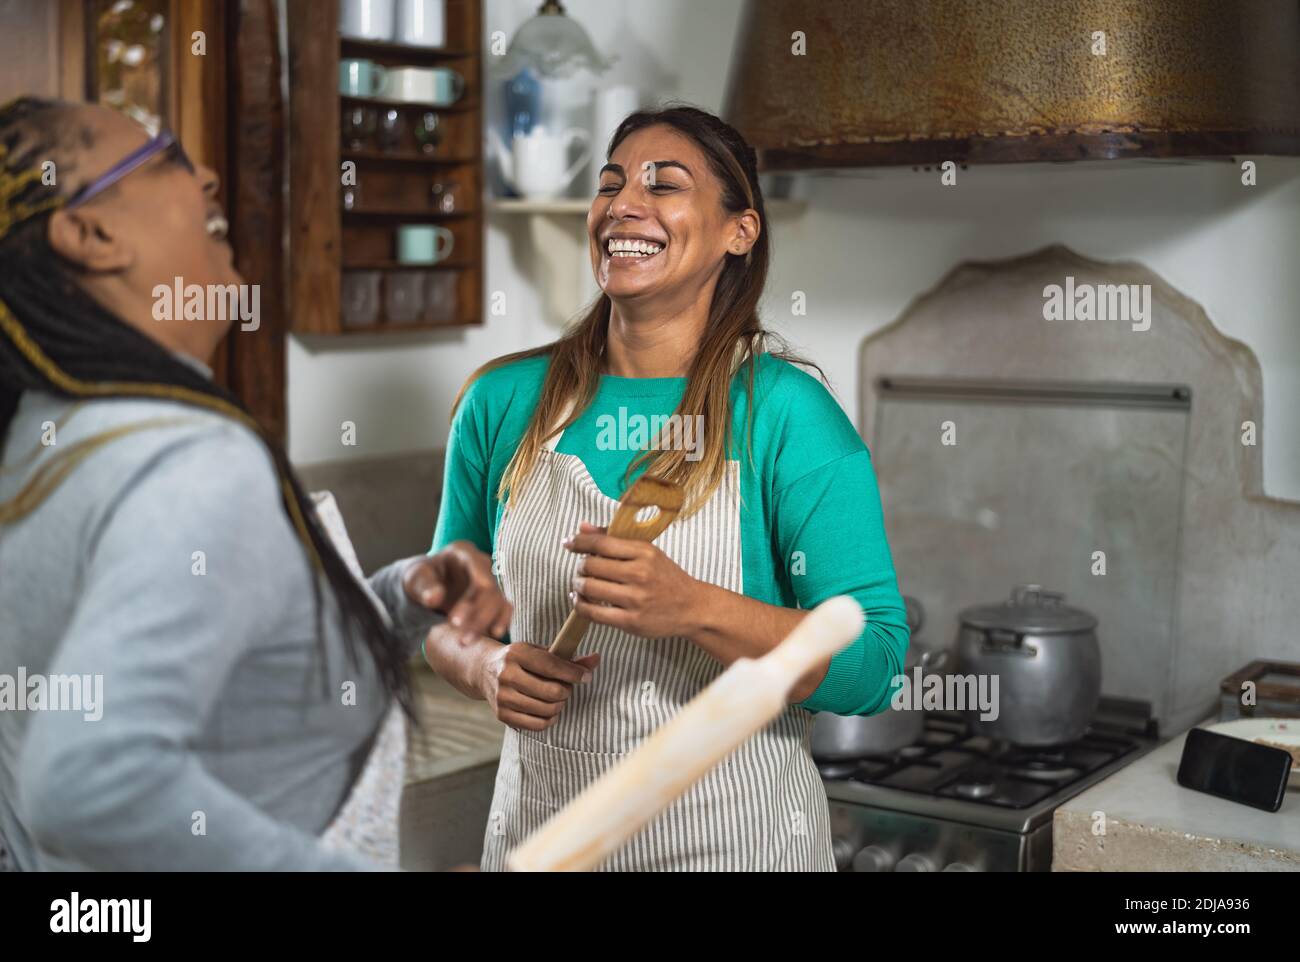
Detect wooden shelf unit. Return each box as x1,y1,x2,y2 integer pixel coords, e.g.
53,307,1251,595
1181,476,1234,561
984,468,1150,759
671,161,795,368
287,0,484,334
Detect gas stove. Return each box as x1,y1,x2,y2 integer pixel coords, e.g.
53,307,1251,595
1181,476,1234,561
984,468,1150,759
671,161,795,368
820,698,1160,871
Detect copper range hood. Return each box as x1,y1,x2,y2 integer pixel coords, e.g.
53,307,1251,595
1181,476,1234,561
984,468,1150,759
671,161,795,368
722,0,1300,169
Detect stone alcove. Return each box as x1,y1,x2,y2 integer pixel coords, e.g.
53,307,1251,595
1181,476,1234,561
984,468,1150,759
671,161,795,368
858,245,1300,736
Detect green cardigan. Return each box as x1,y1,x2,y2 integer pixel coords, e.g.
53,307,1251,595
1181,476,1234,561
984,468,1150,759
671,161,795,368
432,352,910,715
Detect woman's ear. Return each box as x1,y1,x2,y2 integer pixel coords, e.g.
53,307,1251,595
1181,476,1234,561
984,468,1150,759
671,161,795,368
728,208,761,257
47,206,134,273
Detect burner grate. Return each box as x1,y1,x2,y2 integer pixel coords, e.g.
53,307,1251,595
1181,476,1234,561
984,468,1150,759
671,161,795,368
819,713,1144,809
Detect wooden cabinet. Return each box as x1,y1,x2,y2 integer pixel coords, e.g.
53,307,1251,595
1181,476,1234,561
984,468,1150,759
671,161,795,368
287,0,483,335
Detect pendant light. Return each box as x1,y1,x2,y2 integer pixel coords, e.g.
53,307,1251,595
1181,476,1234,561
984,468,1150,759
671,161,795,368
493,0,615,80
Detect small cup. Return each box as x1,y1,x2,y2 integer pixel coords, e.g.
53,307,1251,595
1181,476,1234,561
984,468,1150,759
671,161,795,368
382,67,434,103
413,111,442,155
339,59,387,97
341,271,381,328
430,178,460,213
395,224,454,265
382,66,463,105
339,0,395,41
377,108,404,152
395,0,445,47
384,272,423,325
429,68,464,106
421,271,458,323
341,105,377,150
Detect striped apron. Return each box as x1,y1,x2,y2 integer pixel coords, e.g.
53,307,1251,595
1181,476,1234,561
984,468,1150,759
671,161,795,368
481,427,835,871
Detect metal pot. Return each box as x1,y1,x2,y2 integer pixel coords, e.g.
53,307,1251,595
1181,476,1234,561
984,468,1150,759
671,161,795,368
812,596,946,760
954,584,1101,746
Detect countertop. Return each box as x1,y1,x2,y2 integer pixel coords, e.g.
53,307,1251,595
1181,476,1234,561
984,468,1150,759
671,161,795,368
1053,719,1300,871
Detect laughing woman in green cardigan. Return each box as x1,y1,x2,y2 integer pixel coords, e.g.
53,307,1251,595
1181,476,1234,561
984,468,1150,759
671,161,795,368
424,104,910,872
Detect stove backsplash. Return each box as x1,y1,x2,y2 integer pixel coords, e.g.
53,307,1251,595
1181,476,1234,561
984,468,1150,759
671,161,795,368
858,245,1300,736
871,379,1187,727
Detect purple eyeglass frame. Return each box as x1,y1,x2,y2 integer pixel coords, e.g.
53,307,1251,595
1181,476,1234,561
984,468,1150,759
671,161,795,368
65,129,193,209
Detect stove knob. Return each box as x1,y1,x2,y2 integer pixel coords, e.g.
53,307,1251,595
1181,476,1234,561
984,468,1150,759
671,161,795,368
942,862,978,872
851,845,898,873
831,837,855,871
894,853,936,872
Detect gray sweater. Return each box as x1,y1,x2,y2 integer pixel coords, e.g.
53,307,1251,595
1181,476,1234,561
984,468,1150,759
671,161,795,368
0,388,437,871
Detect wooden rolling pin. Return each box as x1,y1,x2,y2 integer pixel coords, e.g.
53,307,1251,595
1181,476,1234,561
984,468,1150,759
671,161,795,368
508,595,865,871
548,475,684,660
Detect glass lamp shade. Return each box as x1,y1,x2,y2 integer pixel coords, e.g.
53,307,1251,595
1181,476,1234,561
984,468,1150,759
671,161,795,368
494,0,614,80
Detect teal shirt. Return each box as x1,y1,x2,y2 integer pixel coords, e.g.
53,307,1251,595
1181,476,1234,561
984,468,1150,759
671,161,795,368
432,352,909,716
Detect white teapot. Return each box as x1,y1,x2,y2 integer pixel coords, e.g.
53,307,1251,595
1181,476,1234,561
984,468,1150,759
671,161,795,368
489,125,591,200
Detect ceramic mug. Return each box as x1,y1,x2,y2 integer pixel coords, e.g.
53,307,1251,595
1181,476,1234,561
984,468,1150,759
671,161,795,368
396,224,454,264
339,0,395,41
429,68,464,105
339,59,387,97
395,0,445,47
382,67,463,105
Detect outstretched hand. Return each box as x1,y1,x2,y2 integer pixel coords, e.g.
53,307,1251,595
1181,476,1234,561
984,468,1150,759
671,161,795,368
402,541,512,639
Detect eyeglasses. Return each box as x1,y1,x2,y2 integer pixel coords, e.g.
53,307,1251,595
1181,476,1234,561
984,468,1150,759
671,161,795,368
65,130,195,210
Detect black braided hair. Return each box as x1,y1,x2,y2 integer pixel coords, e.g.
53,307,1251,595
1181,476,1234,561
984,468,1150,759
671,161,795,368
0,97,413,717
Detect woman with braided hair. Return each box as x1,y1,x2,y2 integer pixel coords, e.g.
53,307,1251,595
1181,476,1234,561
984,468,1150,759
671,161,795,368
0,98,511,870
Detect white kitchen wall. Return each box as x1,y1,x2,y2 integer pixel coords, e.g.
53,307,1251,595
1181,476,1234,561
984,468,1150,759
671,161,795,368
768,157,1300,503
289,0,1300,503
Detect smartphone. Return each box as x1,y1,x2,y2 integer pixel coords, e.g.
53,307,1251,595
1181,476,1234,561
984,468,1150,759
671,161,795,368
1176,727,1292,813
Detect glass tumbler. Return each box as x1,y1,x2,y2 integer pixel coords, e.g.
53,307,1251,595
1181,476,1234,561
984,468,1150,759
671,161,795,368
384,271,423,325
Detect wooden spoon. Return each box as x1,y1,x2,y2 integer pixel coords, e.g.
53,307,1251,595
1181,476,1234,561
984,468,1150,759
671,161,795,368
548,475,684,660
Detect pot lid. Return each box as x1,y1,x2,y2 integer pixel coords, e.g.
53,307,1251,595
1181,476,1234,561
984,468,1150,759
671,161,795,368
959,585,1097,634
